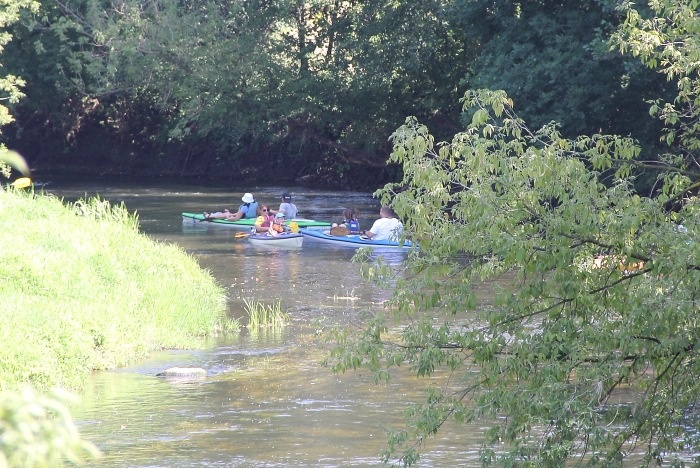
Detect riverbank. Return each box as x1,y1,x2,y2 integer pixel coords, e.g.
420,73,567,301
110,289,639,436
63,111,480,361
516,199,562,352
26,152,398,192
0,186,236,392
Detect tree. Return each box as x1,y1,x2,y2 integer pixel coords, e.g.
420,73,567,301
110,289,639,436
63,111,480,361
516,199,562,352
2,0,469,184
3,0,294,172
452,0,672,168
0,0,39,130
328,0,700,464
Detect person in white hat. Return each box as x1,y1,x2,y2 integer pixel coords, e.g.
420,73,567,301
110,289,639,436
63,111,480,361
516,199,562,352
204,193,259,221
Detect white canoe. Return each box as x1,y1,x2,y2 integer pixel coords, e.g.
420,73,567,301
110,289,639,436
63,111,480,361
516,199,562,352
246,232,304,248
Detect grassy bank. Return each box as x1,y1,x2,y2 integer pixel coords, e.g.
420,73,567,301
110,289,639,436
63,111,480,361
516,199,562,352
0,186,235,391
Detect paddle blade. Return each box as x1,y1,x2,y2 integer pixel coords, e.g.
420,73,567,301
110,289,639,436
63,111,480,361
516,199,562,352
0,149,31,176
289,221,299,233
234,232,250,239
11,177,32,189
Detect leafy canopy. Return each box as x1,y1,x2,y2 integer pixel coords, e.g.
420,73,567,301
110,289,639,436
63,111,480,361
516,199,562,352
329,0,700,465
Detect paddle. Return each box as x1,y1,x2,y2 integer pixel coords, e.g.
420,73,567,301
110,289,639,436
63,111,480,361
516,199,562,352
234,232,251,239
0,150,31,177
11,177,32,189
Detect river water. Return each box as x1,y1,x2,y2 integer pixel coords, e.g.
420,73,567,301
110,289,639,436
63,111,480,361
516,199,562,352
41,178,484,467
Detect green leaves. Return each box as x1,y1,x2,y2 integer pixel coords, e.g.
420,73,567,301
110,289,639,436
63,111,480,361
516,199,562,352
330,65,700,464
0,387,101,466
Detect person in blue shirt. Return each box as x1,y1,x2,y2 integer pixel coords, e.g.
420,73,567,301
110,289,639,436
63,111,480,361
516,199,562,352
341,208,360,233
204,193,259,220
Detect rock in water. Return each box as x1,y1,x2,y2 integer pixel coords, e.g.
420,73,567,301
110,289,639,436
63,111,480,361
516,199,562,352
156,367,207,377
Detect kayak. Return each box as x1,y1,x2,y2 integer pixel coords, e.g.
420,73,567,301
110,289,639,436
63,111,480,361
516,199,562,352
247,232,304,248
300,229,414,249
181,212,331,231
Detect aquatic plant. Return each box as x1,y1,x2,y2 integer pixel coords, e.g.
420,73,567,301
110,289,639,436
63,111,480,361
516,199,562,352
243,298,289,330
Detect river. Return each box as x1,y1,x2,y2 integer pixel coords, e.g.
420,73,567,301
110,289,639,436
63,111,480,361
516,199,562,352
41,177,484,467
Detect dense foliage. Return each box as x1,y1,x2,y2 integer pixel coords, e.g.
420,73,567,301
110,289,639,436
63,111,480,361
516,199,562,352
0,387,100,466
0,0,669,188
329,0,700,465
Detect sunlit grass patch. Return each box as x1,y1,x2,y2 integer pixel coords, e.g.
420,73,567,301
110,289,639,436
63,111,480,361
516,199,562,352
0,187,238,391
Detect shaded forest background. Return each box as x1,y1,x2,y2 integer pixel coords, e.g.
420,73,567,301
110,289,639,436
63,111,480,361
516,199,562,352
1,0,672,190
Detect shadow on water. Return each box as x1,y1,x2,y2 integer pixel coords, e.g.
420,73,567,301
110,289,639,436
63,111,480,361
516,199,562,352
44,178,484,466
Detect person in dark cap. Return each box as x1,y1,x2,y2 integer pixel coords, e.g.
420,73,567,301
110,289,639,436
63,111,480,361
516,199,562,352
272,192,298,219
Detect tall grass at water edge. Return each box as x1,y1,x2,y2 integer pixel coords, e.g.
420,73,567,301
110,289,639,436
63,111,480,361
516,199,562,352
243,298,289,330
0,187,237,392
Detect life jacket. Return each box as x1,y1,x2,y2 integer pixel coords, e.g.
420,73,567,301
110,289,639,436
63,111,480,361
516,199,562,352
344,219,360,233
257,214,274,228
242,201,259,219
272,222,285,233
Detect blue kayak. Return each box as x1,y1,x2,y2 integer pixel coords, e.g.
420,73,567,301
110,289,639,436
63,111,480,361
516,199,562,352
300,229,413,249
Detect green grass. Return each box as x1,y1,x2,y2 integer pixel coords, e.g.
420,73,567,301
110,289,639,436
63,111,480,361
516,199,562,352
243,298,290,330
0,186,239,391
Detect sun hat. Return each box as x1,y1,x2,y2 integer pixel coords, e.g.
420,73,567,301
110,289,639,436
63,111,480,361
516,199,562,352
281,192,292,201
275,212,285,218
241,193,255,203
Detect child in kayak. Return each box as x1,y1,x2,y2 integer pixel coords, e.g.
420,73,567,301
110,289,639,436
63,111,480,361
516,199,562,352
331,208,360,235
268,212,289,237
